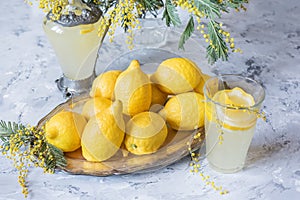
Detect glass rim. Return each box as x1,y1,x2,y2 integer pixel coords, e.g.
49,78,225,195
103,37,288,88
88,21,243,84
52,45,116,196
203,74,266,110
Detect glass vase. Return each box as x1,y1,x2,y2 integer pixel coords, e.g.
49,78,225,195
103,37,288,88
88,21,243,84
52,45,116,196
43,0,106,98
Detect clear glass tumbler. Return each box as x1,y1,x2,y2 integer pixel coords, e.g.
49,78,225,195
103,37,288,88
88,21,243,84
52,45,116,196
203,75,265,173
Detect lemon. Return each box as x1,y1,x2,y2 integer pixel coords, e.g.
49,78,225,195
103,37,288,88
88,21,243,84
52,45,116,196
81,100,125,162
151,58,202,94
151,83,168,106
160,92,205,130
81,97,112,120
194,73,211,95
90,70,122,100
125,112,168,155
114,60,152,116
45,111,87,152
79,24,95,34
80,27,95,34
209,87,256,130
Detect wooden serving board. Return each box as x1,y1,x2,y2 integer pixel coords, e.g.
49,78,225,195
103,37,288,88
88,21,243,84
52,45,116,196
37,94,204,176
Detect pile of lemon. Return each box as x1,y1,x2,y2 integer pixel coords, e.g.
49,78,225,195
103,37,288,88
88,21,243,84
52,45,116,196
45,58,210,162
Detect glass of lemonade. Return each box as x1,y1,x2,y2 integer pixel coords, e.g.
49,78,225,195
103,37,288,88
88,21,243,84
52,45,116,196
43,19,103,80
42,1,106,97
203,75,265,173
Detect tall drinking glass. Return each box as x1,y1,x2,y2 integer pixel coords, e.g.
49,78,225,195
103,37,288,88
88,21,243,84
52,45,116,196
203,75,265,173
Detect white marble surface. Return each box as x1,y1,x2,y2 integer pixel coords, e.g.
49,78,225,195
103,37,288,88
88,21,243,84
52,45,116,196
1,0,300,199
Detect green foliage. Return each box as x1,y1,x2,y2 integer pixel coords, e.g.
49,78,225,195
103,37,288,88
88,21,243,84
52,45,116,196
37,0,249,64
137,0,164,18
0,120,67,197
179,16,195,50
0,120,66,169
163,0,181,26
0,121,25,138
163,0,248,64
195,0,222,19
47,143,67,168
206,21,228,63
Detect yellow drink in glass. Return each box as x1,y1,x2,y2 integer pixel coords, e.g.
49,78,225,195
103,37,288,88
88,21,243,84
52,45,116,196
43,19,103,80
204,75,265,173
42,1,106,97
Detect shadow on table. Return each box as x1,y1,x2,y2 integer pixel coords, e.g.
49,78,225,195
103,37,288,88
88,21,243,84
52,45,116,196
245,129,292,167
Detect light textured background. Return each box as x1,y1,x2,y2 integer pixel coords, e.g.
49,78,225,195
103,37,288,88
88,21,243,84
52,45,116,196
0,0,300,199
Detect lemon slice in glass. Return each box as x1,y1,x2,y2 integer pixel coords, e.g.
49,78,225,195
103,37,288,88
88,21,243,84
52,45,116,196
212,87,256,131
80,26,95,34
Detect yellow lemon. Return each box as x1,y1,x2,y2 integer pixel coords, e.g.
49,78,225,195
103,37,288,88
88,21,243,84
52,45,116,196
81,97,112,120
151,58,202,94
209,87,256,130
80,27,95,34
160,92,205,131
79,23,96,34
90,70,122,100
125,112,168,155
45,111,87,152
114,60,152,116
194,73,211,95
81,100,125,162
151,83,168,106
